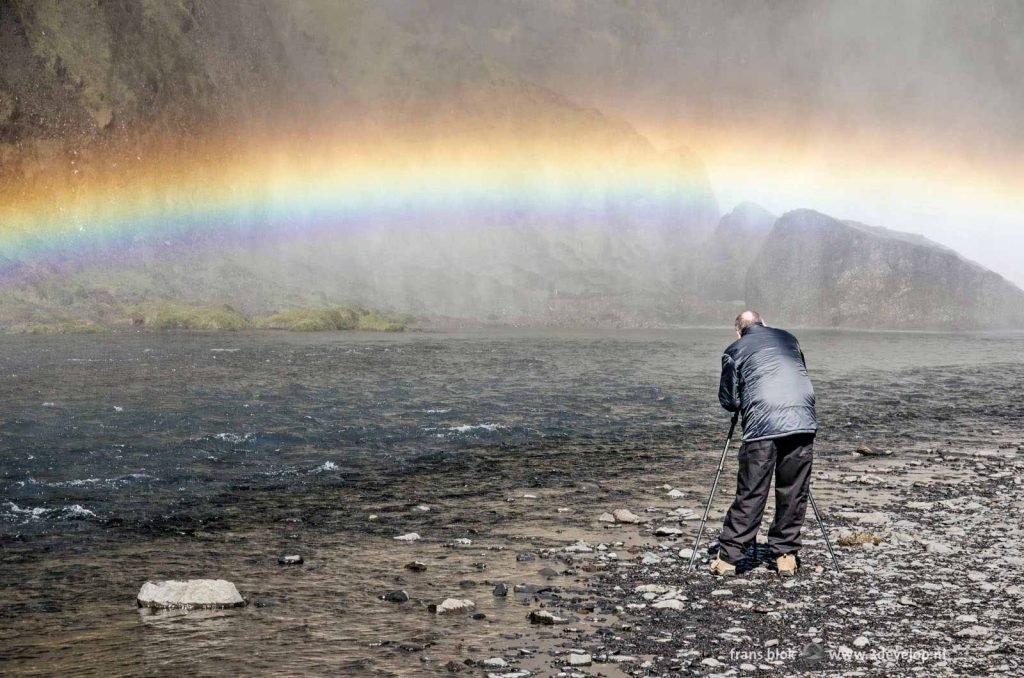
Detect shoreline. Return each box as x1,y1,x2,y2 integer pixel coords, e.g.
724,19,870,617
3,436,1022,675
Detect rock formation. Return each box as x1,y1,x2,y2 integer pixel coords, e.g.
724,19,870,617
746,209,1024,329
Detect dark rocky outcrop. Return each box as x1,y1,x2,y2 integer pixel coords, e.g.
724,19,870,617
746,209,1024,329
701,202,776,302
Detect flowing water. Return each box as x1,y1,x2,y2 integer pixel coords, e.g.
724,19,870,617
2,328,1023,675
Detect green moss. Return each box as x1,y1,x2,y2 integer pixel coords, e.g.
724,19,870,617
9,320,109,335
254,306,406,332
136,303,250,330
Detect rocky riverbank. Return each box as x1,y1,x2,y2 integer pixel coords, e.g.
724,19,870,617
369,439,1024,676
3,436,1023,676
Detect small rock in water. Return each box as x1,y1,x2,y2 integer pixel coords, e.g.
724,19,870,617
493,583,508,597
430,598,476,615
568,653,592,666
137,579,245,609
405,561,428,572
613,508,642,524
394,532,421,542
382,590,410,603
654,526,683,536
278,555,303,565
528,609,567,625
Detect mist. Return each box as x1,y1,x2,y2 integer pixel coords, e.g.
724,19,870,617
0,0,1022,329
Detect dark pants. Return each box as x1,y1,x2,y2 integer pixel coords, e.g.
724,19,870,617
718,432,814,564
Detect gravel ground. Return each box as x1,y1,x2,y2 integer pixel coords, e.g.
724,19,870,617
463,442,1024,677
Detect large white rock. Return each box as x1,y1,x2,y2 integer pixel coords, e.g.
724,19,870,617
137,579,245,609
432,598,475,615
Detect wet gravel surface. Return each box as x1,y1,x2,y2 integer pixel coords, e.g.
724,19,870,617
1,329,1023,676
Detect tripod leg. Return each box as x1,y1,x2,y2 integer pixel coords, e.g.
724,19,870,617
808,490,841,574
688,414,738,571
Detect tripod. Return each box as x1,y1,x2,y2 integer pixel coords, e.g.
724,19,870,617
687,413,841,574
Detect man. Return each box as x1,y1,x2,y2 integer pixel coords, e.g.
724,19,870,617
711,310,817,577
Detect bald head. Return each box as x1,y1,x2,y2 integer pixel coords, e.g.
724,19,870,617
735,310,764,334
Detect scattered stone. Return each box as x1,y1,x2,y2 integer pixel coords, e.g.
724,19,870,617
711,589,733,597
855,446,891,456
956,625,993,638
565,541,593,553
278,554,303,565
613,509,642,524
926,541,955,555
651,599,685,610
740,663,757,672
568,653,592,666
137,580,245,609
837,532,882,546
482,658,508,669
838,511,890,524
538,567,559,578
493,583,508,597
654,526,683,536
453,538,472,546
598,512,616,523
444,659,465,673
382,590,410,603
405,561,428,572
853,636,870,648
528,609,567,625
702,657,723,667
431,598,475,615
394,533,421,542
677,547,694,559
667,488,685,498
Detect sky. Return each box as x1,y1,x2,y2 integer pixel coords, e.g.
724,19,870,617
414,0,1024,284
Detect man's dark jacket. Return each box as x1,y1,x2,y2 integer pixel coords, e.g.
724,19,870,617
719,323,817,441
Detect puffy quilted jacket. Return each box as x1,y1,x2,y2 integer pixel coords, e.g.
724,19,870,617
718,323,817,441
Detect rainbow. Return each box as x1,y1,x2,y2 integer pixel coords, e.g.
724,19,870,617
0,123,716,269
2,117,1021,288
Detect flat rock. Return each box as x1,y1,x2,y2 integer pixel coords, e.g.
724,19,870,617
278,555,303,565
598,512,616,523
405,561,428,572
137,579,245,609
956,625,993,638
613,509,642,524
431,598,475,615
394,532,421,542
651,599,685,610
529,609,567,625
654,526,683,536
568,653,592,666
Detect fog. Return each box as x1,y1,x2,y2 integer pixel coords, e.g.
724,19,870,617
1,0,1022,328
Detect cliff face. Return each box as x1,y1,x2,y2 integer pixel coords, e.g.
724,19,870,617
0,0,720,327
746,209,1024,330
701,202,775,303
